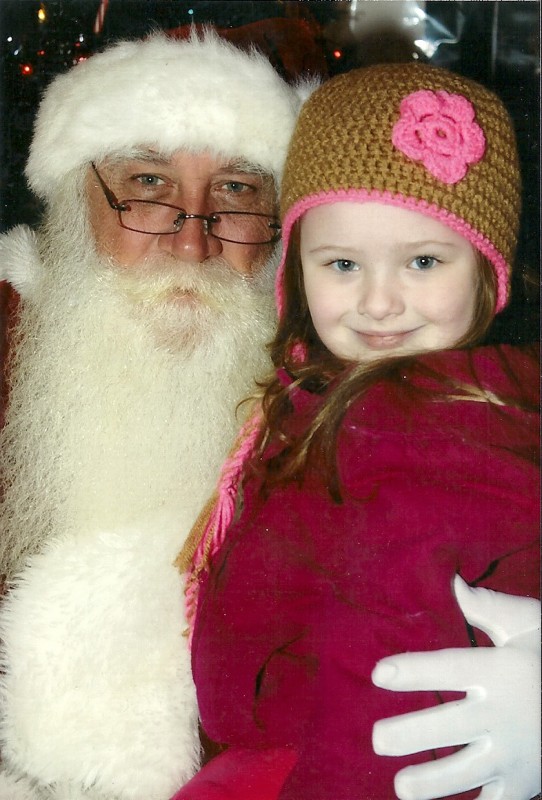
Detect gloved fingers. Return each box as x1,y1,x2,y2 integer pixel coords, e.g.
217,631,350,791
477,778,532,800
372,649,494,693
476,776,542,800
372,698,487,756
393,739,493,800
373,645,539,696
453,576,541,647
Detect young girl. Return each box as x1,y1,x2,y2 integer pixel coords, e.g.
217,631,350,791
173,63,539,800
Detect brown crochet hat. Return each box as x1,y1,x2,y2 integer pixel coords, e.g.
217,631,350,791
278,62,521,313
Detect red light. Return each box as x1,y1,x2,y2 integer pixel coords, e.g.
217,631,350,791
333,49,342,59
20,63,34,76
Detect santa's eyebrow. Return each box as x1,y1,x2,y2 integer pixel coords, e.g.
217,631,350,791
100,152,269,180
223,158,268,177
100,149,168,167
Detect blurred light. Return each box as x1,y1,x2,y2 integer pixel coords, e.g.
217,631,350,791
415,39,438,58
37,49,45,56
403,14,422,27
188,8,194,15
7,36,13,43
20,63,34,76
38,4,47,23
333,49,343,59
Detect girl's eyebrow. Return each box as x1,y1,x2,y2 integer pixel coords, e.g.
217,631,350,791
398,239,461,250
303,246,363,262
304,239,463,257
304,243,352,254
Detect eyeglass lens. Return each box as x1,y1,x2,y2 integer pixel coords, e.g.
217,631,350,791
118,201,279,244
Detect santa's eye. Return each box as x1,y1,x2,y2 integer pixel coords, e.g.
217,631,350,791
134,174,165,187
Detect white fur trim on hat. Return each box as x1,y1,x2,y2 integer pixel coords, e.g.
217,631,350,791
26,30,307,201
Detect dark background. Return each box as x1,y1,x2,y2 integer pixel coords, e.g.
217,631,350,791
0,0,539,344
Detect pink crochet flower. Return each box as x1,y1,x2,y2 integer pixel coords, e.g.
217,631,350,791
392,89,486,184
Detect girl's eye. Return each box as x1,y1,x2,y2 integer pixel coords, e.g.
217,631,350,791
331,259,359,273
411,255,438,271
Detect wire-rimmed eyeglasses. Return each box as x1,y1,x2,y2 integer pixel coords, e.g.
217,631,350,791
91,163,281,245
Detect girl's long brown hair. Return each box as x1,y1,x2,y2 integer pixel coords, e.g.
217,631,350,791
251,222,519,502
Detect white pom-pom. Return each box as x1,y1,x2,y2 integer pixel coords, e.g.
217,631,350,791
0,771,40,800
0,225,44,300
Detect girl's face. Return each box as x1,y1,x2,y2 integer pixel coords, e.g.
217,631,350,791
300,202,479,363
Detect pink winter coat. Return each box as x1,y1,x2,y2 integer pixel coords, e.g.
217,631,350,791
175,344,540,800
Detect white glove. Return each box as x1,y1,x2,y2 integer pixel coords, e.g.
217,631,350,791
371,576,541,800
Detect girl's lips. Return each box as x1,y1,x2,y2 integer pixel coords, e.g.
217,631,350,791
355,329,417,350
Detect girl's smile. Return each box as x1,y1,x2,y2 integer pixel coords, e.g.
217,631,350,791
300,202,479,363
353,328,422,350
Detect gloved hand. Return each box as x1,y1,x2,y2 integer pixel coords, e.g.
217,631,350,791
371,576,541,800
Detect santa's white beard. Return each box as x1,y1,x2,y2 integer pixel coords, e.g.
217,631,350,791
0,204,276,578
0,195,277,799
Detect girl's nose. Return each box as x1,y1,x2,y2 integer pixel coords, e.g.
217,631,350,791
357,273,405,320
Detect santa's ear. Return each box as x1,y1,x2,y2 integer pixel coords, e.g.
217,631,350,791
0,225,44,300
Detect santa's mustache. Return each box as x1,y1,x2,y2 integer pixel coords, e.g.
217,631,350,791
97,255,259,311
